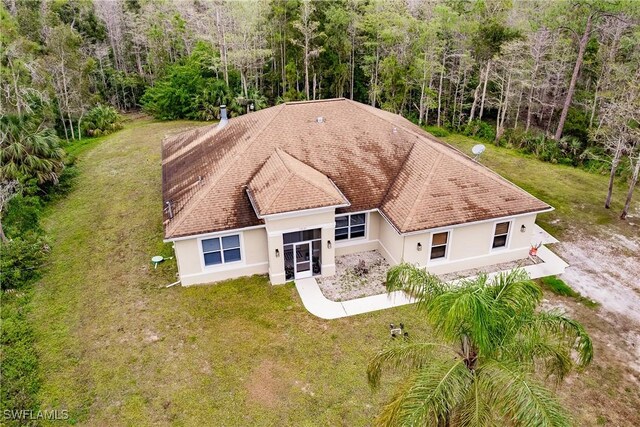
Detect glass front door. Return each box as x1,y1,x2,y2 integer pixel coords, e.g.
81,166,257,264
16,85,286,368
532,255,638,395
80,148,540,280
294,242,312,279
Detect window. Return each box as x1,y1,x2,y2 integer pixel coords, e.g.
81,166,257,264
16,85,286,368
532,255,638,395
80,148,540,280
492,222,510,249
202,234,241,266
430,232,449,260
335,213,366,241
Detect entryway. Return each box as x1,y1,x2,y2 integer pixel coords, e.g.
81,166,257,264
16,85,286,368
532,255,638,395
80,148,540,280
283,229,322,281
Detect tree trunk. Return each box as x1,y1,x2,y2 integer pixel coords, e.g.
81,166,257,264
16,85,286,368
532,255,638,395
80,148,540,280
468,64,483,123
418,50,429,125
304,36,310,100
555,14,592,140
525,63,539,132
371,44,379,107
479,60,491,120
605,139,623,208
514,87,524,129
0,219,7,243
620,151,640,220
437,50,446,127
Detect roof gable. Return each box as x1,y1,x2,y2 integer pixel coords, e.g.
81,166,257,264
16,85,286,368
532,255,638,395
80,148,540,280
246,149,349,217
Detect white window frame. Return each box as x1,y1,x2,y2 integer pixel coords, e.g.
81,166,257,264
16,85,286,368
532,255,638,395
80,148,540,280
334,212,368,243
427,229,452,264
490,220,513,251
198,232,245,271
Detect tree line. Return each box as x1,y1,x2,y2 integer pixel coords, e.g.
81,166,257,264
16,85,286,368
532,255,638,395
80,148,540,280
1,0,639,212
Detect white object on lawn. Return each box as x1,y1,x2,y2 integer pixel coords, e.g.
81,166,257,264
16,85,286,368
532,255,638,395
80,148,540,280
151,255,173,269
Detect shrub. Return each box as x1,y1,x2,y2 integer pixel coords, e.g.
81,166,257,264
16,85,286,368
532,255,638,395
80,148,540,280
2,194,43,237
424,125,450,137
462,119,496,141
0,233,50,291
0,289,41,422
81,105,122,137
141,43,241,121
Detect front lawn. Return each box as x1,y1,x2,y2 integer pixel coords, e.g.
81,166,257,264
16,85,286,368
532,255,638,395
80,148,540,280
27,119,640,425
29,119,429,426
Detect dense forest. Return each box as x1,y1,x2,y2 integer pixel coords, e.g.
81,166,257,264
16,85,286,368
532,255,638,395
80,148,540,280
1,0,640,238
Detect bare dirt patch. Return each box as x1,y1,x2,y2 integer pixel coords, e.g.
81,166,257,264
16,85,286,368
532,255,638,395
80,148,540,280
245,360,288,409
557,227,640,324
317,251,390,301
554,225,640,378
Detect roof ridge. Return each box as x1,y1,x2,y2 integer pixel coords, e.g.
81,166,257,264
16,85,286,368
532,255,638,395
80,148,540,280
263,171,294,212
347,100,543,206
285,98,346,105
165,104,287,237
275,151,346,204
401,152,444,231
377,142,419,232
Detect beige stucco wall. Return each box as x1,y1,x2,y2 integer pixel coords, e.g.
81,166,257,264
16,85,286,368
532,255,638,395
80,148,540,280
378,213,404,265
377,213,539,276
264,209,336,284
175,227,269,286
173,210,541,286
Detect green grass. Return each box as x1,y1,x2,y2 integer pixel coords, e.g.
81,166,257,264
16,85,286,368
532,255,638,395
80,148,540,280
25,121,638,426
539,276,600,309
29,119,430,426
440,134,634,238
541,276,578,297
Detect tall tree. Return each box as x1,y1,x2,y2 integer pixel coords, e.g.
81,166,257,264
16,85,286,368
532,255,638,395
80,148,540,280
292,0,323,100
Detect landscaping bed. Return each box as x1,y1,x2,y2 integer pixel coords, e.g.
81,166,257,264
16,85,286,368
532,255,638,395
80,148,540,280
317,251,390,301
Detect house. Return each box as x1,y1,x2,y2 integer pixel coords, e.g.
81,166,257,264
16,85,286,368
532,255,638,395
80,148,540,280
162,98,551,286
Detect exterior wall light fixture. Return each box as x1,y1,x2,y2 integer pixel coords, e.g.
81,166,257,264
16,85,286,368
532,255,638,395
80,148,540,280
327,240,332,249
417,243,422,251
275,249,280,258
520,225,526,233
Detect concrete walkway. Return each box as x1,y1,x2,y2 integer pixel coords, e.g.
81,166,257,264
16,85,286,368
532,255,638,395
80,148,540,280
295,225,568,320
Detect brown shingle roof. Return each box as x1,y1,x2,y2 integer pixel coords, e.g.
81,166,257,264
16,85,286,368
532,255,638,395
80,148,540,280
246,148,349,217
162,98,550,239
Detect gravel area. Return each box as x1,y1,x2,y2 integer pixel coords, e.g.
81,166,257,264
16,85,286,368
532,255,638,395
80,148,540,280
318,251,542,301
317,251,389,301
437,257,538,282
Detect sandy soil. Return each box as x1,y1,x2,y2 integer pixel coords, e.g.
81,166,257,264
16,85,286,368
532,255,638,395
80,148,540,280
554,219,640,375
557,228,640,323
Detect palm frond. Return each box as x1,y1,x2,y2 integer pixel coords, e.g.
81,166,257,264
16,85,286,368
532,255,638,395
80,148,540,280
367,341,456,389
386,263,447,309
375,358,472,427
478,360,572,427
488,268,542,316
455,370,495,427
501,329,573,381
522,311,593,369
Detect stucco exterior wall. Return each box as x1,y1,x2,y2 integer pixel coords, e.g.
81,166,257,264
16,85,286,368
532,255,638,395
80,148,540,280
264,209,336,284
175,227,269,286
377,213,539,275
173,210,541,287
378,213,404,265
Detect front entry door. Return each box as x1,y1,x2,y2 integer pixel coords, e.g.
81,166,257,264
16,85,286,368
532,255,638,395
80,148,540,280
294,242,312,279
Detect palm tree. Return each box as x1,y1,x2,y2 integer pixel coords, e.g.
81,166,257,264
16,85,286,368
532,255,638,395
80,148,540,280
367,265,593,427
0,115,65,184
